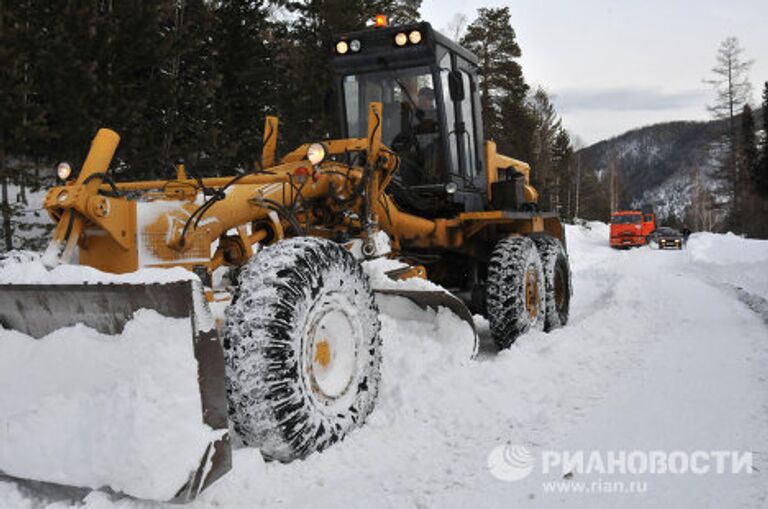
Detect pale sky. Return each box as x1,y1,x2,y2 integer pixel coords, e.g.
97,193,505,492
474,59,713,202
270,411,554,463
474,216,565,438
421,0,768,145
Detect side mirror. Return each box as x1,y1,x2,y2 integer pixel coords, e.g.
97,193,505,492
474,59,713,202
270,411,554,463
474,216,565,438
447,70,465,102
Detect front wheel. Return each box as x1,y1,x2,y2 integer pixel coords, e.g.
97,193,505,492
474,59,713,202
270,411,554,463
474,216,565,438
486,236,546,349
224,237,382,462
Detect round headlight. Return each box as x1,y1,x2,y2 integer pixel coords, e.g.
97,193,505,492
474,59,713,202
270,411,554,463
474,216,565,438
306,143,327,166
57,162,72,181
349,39,361,52
445,182,458,194
335,40,349,55
408,30,422,44
394,32,408,47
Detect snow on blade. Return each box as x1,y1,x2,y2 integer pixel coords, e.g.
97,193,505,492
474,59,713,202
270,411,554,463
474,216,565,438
363,257,476,359
0,258,197,285
0,309,218,501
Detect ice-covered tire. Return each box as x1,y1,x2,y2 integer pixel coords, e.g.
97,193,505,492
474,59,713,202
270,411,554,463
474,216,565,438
486,236,546,349
224,237,382,462
532,235,571,332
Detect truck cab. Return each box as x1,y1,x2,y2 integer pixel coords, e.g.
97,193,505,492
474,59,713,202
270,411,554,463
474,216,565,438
641,211,656,239
609,210,656,248
329,21,489,217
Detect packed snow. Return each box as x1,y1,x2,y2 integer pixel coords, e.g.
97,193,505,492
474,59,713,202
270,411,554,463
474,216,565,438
0,310,219,501
1,222,767,508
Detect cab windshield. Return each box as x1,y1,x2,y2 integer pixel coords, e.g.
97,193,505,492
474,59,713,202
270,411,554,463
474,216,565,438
343,67,443,185
611,214,642,224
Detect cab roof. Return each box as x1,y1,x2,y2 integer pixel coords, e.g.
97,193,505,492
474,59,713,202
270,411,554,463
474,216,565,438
331,22,479,75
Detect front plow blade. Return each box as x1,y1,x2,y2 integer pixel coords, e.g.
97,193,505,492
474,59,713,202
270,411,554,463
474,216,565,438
374,288,479,358
0,281,231,502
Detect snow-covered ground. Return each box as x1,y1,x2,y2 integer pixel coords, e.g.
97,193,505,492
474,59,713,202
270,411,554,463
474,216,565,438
1,223,767,508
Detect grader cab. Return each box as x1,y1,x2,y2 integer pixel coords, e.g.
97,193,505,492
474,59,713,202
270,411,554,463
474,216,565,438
329,21,566,315
0,21,571,502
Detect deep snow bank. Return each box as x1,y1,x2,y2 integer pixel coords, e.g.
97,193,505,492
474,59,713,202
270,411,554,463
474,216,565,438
684,231,768,300
0,309,218,501
687,232,768,266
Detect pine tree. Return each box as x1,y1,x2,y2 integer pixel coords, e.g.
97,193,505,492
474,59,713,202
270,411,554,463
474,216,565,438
577,169,610,221
91,1,170,177
0,0,17,250
460,8,530,157
372,0,421,24
34,2,102,163
528,87,561,208
0,0,51,250
275,1,420,149
760,82,768,196
210,0,275,172
551,128,573,217
739,104,758,186
738,104,765,237
275,0,366,148
155,0,218,175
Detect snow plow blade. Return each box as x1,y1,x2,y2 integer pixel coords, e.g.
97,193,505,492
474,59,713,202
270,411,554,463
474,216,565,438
0,281,231,502
374,288,479,357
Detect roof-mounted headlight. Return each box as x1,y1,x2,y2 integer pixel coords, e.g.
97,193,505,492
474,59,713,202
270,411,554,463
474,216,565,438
307,143,327,166
394,32,407,46
335,40,349,54
408,30,422,44
349,39,361,52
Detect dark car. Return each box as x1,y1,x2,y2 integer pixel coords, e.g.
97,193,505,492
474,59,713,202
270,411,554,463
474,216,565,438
653,227,684,250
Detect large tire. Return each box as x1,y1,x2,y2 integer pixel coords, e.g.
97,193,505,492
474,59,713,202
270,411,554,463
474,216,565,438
224,237,382,462
486,236,546,349
532,235,571,332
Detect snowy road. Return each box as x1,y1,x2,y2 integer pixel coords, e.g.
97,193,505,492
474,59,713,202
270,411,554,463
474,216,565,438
2,223,767,508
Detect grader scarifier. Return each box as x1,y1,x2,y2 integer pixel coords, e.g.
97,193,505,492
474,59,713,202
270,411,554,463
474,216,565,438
0,21,571,501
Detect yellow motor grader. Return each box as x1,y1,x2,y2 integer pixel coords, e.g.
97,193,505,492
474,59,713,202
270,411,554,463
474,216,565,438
0,21,570,502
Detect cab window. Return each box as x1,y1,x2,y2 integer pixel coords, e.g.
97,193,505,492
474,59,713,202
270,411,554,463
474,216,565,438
343,68,443,184
439,54,459,171
459,71,477,176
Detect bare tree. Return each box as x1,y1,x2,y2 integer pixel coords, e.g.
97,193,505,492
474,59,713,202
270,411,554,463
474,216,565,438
704,37,753,220
444,13,468,42
570,134,585,219
607,151,620,212
691,165,716,231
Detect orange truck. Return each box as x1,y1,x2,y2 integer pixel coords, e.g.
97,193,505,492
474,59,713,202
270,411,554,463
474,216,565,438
610,210,656,248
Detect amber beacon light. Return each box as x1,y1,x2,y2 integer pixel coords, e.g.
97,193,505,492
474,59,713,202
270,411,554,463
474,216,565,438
375,14,387,27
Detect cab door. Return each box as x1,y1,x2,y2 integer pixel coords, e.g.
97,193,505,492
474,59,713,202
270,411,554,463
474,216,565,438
438,51,484,211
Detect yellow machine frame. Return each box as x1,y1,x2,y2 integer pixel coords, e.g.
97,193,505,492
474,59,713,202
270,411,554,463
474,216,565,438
43,103,563,277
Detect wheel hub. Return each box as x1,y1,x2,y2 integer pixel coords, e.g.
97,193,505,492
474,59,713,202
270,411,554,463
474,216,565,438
314,339,332,368
305,296,360,402
525,268,540,320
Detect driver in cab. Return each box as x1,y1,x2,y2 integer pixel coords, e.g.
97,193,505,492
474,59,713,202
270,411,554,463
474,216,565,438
415,87,438,134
